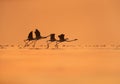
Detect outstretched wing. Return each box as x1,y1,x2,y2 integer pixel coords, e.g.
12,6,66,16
28,31,33,40
35,29,41,39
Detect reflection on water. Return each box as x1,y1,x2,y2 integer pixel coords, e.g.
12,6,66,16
1,44,120,50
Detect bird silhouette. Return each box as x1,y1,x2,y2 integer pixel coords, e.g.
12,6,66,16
55,34,78,48
24,29,49,48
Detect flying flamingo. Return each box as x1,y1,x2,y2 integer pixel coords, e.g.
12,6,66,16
55,34,78,48
24,29,49,48
46,33,57,49
46,33,78,48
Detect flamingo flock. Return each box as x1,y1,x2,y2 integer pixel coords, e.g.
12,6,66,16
24,29,78,48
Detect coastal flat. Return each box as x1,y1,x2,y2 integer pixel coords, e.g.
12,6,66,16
0,48,120,84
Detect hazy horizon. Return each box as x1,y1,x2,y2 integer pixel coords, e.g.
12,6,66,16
0,0,120,45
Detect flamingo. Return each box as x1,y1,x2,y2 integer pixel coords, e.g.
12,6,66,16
46,33,78,49
46,33,57,48
55,34,78,48
24,29,49,48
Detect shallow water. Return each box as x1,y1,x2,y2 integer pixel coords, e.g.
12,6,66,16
0,48,120,84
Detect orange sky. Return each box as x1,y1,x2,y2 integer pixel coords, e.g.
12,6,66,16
0,0,120,44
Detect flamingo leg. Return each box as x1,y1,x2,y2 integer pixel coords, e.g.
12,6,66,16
46,41,51,49
55,41,60,48
32,40,37,47
27,40,34,47
24,40,30,47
